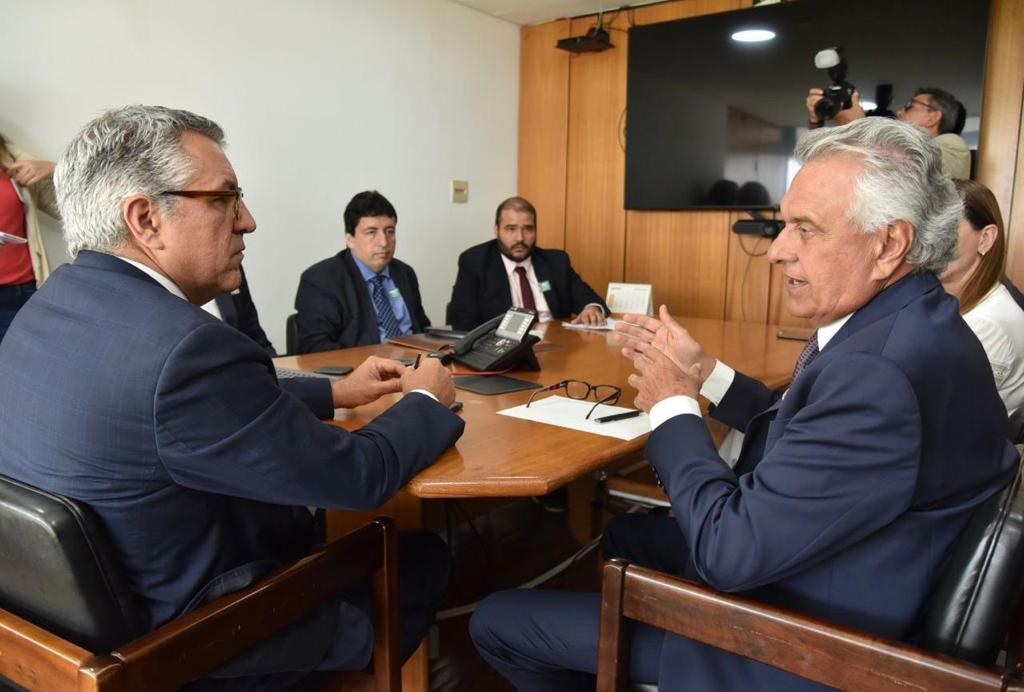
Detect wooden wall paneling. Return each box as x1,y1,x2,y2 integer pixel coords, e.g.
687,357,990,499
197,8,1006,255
977,0,1024,229
563,11,631,298
724,213,773,322
632,0,746,25
624,210,730,318
1009,101,1024,287
519,20,572,251
978,0,1024,287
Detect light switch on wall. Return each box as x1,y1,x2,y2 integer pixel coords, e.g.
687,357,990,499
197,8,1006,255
451,179,469,203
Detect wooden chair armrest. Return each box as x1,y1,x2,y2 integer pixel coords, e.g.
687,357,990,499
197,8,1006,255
598,560,1024,692
110,517,396,692
0,609,94,689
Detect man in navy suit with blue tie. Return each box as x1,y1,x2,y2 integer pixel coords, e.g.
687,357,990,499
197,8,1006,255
295,190,431,353
470,118,1020,690
0,106,464,689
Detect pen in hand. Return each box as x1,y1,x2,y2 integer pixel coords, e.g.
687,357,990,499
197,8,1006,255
593,409,643,424
413,354,421,369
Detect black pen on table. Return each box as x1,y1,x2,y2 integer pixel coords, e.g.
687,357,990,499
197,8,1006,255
594,409,643,424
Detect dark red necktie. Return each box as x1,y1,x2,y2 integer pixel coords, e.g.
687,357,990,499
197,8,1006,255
514,266,537,311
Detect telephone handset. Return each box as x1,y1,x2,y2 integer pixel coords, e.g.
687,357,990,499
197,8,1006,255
450,307,541,372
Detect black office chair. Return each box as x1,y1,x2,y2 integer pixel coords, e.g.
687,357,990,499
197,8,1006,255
0,474,400,691
286,313,299,355
598,448,1024,691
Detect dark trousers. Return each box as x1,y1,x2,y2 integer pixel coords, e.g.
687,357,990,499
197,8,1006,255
0,282,36,343
470,514,687,691
187,529,451,691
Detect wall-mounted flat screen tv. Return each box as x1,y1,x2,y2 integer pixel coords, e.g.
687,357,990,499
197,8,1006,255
624,0,990,211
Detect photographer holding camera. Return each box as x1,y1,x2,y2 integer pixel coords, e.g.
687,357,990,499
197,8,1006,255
806,48,970,179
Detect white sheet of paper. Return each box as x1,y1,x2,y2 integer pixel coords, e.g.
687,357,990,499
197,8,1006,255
560,318,620,332
498,395,650,440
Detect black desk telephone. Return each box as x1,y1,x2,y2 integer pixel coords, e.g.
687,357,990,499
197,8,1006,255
449,308,541,372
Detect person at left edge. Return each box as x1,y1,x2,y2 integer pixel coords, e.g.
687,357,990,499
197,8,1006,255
294,190,430,353
0,106,464,689
0,132,60,342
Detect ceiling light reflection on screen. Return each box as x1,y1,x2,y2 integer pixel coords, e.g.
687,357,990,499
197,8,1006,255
731,29,775,43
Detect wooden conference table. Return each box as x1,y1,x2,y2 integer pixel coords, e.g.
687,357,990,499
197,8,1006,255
273,316,806,523
274,316,805,689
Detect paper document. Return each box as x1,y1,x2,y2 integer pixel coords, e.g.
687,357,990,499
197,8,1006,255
498,395,650,440
561,318,620,332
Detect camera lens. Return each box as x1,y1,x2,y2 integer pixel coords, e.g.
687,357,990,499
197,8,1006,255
814,97,839,121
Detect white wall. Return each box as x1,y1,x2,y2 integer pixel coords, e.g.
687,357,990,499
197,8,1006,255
2,0,519,349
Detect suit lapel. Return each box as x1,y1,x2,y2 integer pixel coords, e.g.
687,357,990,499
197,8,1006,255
530,249,561,315
340,250,379,344
215,293,237,327
487,242,514,311
389,262,417,331
827,272,939,353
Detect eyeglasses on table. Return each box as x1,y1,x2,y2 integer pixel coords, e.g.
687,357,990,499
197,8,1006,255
525,379,622,420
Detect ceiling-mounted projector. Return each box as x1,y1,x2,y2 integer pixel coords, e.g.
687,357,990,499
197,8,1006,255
556,26,613,53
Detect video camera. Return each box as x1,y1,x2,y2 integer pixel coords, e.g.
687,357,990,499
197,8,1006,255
813,47,856,121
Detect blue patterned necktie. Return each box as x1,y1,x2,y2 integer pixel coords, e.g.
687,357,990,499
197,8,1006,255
791,330,819,382
371,274,401,339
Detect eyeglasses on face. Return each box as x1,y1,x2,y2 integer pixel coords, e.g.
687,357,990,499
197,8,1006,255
160,188,244,220
525,379,622,420
902,98,937,113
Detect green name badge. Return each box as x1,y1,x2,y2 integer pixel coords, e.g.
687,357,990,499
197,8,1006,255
388,287,402,299
538,280,552,292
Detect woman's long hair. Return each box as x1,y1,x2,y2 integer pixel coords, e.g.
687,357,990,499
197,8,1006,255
954,179,1007,313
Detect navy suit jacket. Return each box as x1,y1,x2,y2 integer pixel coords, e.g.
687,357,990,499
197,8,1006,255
215,266,277,356
294,250,429,354
447,240,609,331
646,272,1019,691
0,251,464,675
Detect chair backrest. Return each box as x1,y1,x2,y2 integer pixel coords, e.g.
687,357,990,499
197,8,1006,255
285,313,299,355
918,450,1024,664
0,475,144,653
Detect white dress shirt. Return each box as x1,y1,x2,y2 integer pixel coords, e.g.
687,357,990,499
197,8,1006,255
499,254,553,322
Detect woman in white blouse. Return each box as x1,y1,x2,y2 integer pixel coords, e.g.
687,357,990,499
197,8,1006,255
940,179,1024,437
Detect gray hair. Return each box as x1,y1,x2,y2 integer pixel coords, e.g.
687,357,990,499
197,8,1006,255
916,87,960,135
55,105,224,257
794,117,961,275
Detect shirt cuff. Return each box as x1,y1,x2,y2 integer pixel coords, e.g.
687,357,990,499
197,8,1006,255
410,388,438,402
649,395,702,430
699,360,735,406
